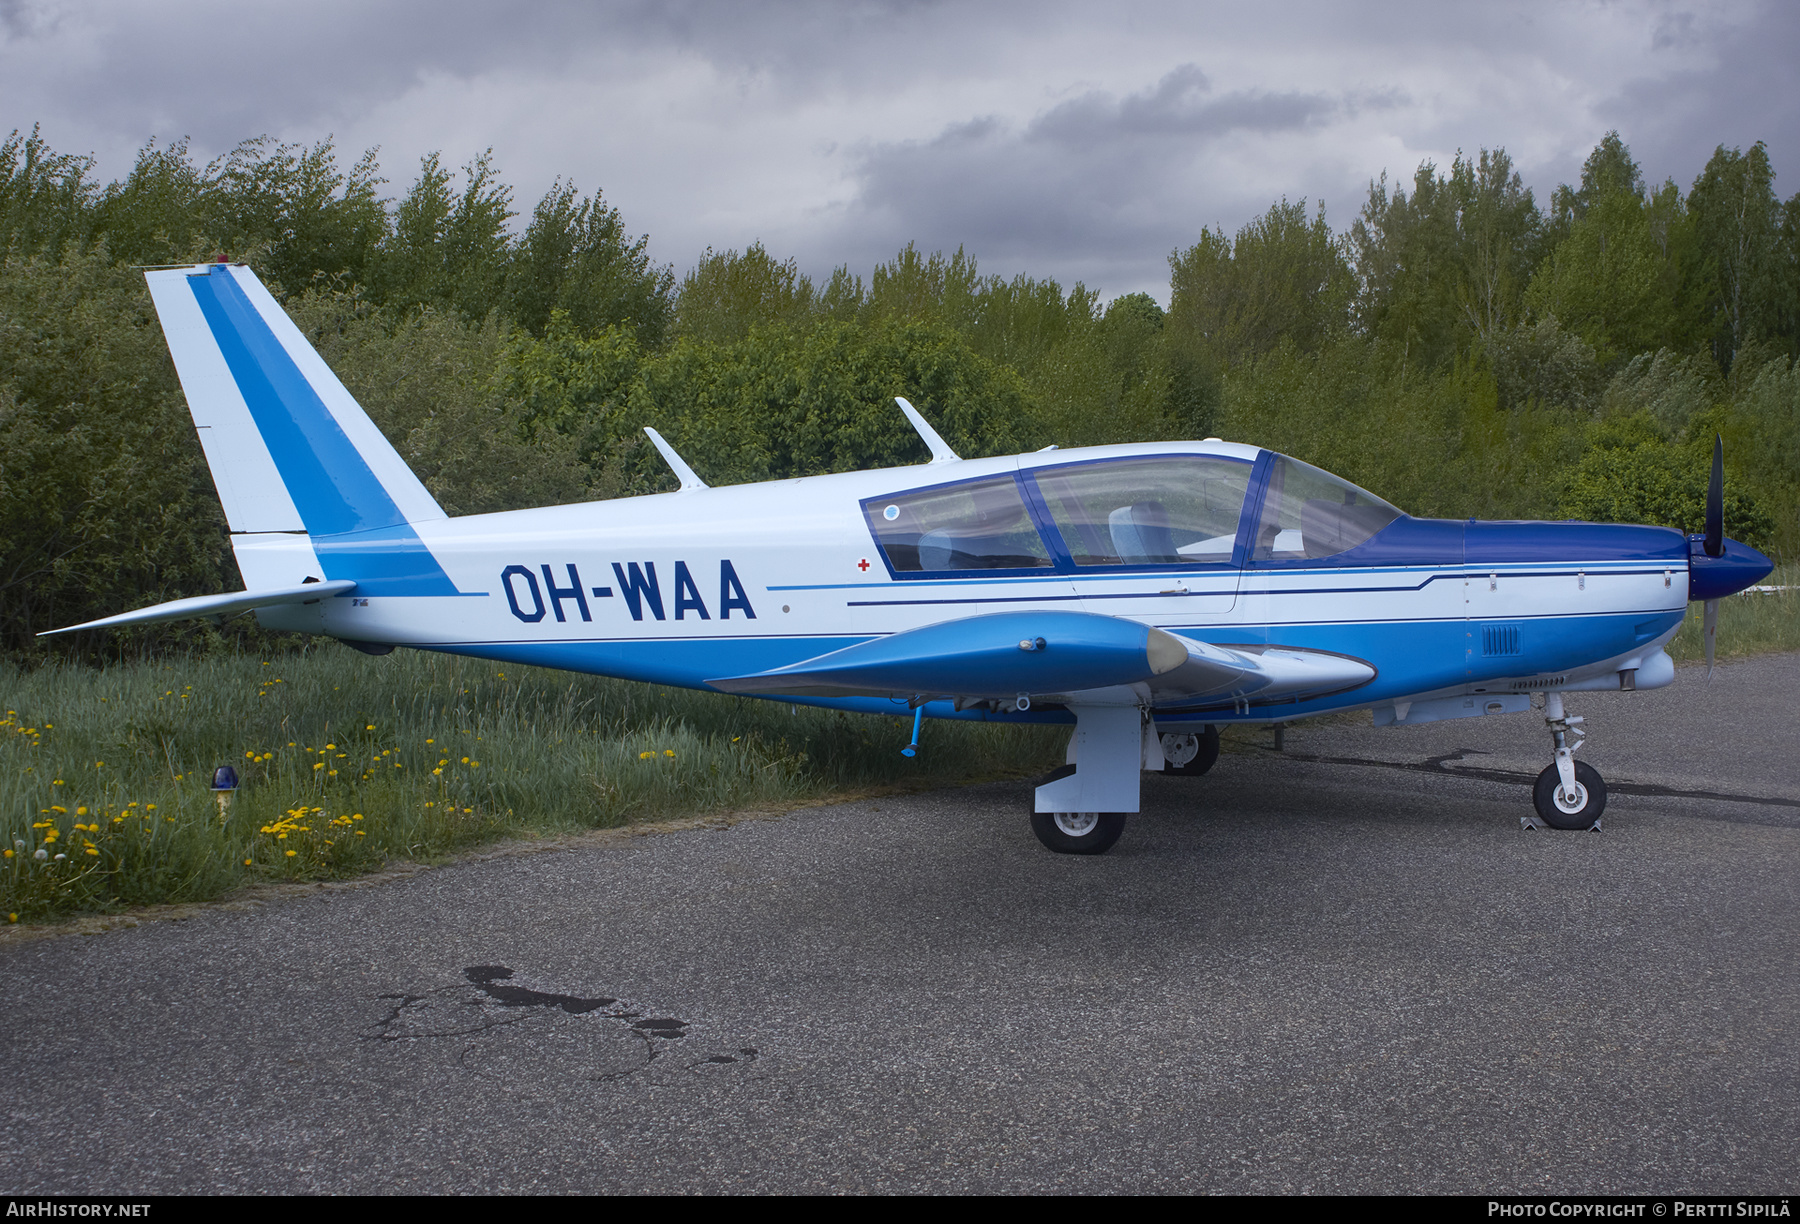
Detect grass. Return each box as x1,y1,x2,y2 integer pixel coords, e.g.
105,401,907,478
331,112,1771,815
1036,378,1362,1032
1667,562,1800,662
1,648,1064,922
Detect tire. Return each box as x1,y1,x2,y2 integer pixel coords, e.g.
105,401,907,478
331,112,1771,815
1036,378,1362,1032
1532,760,1608,830
1029,765,1128,855
1160,726,1221,777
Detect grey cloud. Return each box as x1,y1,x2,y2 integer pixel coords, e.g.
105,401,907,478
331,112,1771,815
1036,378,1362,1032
1030,64,1333,145
814,67,1350,297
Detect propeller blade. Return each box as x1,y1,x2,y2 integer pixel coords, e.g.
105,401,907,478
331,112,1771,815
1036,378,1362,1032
1703,598,1719,677
1704,434,1724,558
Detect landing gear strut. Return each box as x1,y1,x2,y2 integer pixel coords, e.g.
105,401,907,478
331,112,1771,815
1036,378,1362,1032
1532,692,1607,830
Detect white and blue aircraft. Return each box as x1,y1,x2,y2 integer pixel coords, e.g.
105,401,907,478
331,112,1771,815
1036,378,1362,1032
48,262,1775,853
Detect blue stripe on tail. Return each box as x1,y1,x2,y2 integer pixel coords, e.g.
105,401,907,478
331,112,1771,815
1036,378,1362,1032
188,266,464,597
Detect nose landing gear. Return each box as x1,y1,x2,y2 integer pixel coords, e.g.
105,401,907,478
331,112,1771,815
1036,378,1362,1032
1532,692,1607,830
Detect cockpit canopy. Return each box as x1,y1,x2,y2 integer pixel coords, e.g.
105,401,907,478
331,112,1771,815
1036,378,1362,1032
862,451,1402,577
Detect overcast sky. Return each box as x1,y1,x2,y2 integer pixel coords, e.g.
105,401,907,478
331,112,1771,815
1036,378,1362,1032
3,0,1795,303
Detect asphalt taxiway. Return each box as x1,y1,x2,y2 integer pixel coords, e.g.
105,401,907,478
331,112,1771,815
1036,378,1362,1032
4,655,1797,1194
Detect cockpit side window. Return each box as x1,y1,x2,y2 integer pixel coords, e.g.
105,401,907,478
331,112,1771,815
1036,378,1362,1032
1030,456,1253,567
1252,456,1402,561
864,474,1053,573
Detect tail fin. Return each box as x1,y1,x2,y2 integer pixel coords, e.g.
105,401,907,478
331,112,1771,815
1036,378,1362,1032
146,262,445,535
147,263,466,597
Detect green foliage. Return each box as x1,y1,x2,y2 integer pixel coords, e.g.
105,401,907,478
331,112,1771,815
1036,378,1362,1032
1350,149,1546,368
286,290,595,516
1688,142,1795,368
1169,198,1349,366
675,242,816,344
509,179,673,342
0,250,238,659
1560,412,1773,547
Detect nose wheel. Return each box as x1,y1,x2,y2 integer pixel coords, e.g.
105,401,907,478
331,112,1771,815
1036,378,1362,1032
1534,693,1607,830
1532,760,1607,829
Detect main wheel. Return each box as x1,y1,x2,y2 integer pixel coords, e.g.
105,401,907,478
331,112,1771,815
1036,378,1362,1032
1532,760,1608,829
1029,765,1127,855
1160,726,1221,776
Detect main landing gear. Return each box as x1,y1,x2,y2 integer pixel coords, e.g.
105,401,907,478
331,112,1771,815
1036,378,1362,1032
1159,726,1220,777
1028,765,1129,854
1531,692,1607,830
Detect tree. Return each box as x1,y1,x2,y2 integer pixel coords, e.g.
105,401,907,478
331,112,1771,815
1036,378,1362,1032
1689,142,1786,369
674,242,814,344
0,126,99,257
382,150,513,322
1170,198,1349,366
509,180,674,343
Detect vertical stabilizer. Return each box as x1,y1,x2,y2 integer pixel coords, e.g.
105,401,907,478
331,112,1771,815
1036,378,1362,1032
146,263,447,534
147,263,465,597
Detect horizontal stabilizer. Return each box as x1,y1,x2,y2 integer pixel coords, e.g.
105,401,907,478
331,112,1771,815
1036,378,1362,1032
708,611,1186,700
39,580,357,636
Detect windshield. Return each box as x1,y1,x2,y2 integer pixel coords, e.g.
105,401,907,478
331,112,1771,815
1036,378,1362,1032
1252,456,1402,561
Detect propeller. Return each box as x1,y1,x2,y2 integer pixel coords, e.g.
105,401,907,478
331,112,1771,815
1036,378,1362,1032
1703,434,1724,676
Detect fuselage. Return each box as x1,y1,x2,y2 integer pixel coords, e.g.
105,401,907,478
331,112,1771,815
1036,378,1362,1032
240,439,1692,727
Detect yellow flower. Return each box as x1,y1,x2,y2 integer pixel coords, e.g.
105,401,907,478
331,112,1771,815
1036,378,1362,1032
664,750,675,758
461,757,470,764
366,724,375,730
639,751,653,760
326,743,336,750
286,850,297,857
244,858,253,865
313,763,324,771
76,806,88,815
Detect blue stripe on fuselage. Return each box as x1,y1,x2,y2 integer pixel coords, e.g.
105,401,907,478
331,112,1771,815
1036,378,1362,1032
187,267,462,596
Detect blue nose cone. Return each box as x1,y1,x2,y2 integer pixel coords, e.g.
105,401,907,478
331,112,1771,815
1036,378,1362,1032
1688,536,1774,601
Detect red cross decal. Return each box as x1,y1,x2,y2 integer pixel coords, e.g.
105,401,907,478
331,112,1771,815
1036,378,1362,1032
857,558,871,571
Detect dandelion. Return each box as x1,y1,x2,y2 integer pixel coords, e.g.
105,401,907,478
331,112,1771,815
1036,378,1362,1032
286,850,297,857
664,750,675,758
365,724,375,731
76,806,88,816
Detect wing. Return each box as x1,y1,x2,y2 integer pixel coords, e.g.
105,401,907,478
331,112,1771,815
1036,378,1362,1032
707,610,1372,707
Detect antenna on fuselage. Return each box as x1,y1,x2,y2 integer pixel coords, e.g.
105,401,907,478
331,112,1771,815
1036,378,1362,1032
894,397,961,464
643,427,708,491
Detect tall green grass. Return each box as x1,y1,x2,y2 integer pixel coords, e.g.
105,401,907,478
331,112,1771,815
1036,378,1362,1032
1,649,1063,921
1667,562,1800,662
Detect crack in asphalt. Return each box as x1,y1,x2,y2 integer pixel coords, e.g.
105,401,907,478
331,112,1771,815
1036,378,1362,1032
1261,746,1800,820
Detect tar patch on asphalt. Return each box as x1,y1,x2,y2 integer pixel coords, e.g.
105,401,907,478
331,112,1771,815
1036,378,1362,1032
360,964,758,1083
